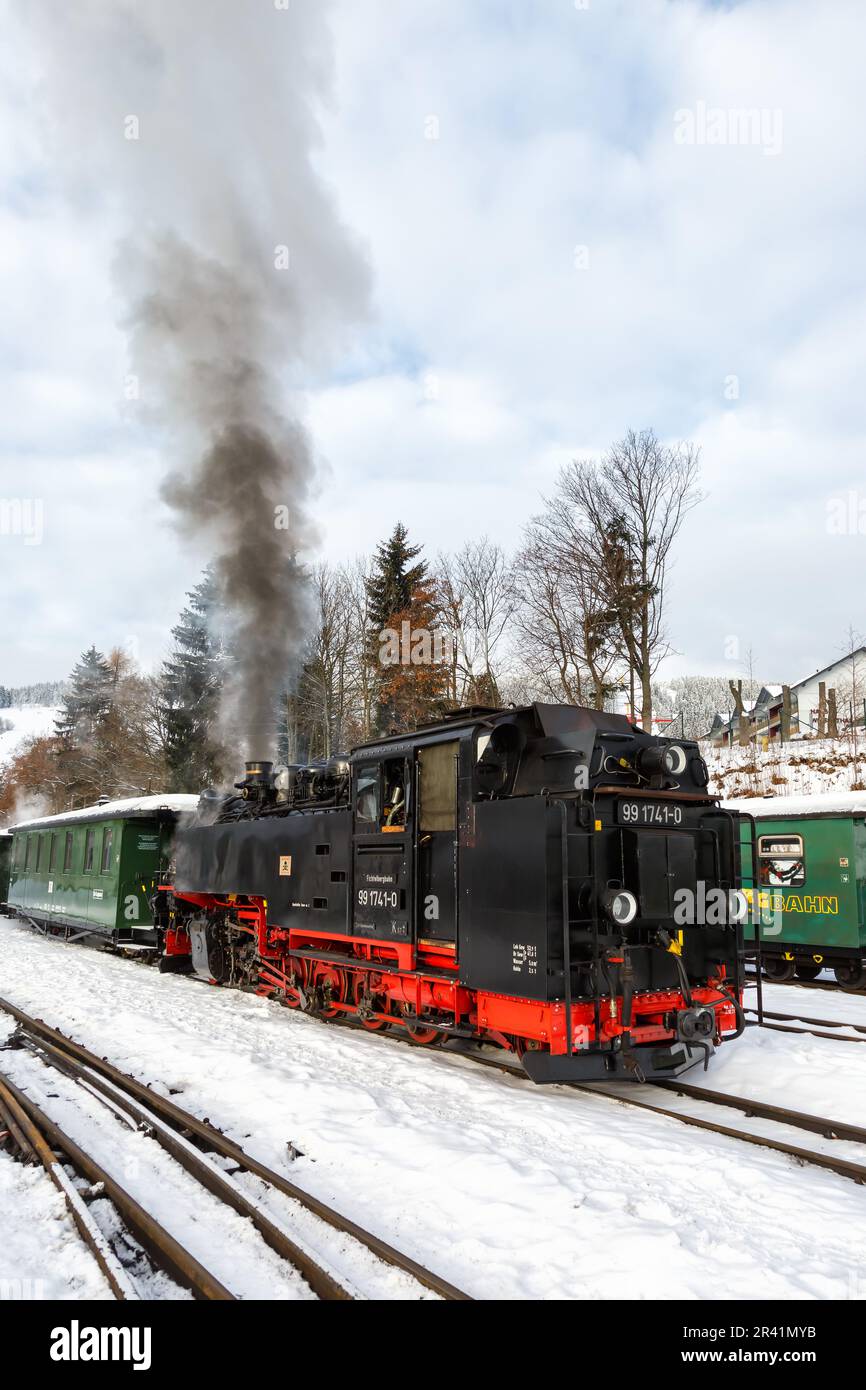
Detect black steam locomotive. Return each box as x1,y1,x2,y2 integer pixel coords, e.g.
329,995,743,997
157,703,745,1083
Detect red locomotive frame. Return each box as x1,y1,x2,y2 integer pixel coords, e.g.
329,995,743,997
162,888,740,1056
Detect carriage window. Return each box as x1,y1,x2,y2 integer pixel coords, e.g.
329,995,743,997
101,827,113,873
63,832,73,872
355,766,380,825
24,836,32,871
49,834,58,873
419,741,458,833
84,829,96,873
758,834,805,887
35,835,44,872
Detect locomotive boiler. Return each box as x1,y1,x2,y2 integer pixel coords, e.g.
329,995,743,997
157,703,745,1082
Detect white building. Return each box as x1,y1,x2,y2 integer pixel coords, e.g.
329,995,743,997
709,649,866,745
789,649,866,735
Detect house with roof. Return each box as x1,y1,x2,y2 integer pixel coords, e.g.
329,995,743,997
708,650,866,746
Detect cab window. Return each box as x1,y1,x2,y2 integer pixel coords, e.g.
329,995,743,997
355,766,380,826
474,723,519,799
758,834,805,887
382,758,408,830
418,741,458,833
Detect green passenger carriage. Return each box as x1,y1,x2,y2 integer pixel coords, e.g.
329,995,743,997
4,796,198,950
726,792,866,989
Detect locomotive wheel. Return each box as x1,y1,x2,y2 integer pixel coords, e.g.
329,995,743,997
406,1026,444,1045
762,957,796,982
400,1005,443,1045
313,965,347,1019
353,977,392,1031
794,964,822,982
514,1037,543,1060
282,959,307,1009
834,960,866,991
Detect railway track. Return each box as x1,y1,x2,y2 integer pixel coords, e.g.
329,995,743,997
745,1006,866,1044
6,976,866,1289
466,1049,866,1185
746,971,865,996
325,1020,866,1189
744,976,866,1043
0,997,470,1302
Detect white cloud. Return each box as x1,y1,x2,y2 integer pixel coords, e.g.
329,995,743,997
1,0,865,689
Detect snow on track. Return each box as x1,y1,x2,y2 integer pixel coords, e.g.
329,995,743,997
2,920,866,1301
1,1045,316,1301
0,1148,113,1301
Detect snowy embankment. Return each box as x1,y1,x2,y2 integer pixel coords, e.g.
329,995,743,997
0,706,58,769
705,736,866,800
2,924,866,1301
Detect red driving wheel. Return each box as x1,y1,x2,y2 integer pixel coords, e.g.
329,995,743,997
353,976,392,1031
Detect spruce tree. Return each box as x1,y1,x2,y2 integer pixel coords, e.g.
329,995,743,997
365,524,449,734
365,523,428,632
55,647,114,742
161,570,227,791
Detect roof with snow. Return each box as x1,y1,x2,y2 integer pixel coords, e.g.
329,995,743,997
10,794,201,832
722,791,866,819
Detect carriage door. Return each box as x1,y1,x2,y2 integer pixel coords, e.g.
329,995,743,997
416,741,459,944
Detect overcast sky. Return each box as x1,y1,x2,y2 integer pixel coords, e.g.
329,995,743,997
1,0,864,691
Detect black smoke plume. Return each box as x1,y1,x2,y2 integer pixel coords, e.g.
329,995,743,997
22,0,370,762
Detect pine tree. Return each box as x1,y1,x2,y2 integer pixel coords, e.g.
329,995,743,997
160,570,227,791
365,523,428,632
365,526,450,733
55,647,114,742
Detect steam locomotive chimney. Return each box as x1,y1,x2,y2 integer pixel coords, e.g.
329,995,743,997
237,761,276,802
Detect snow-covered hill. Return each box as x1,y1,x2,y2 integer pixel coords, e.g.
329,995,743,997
704,736,866,800
0,706,59,769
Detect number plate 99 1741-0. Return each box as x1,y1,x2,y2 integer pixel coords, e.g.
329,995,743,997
617,800,684,827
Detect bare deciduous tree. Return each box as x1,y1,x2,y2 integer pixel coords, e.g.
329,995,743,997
436,539,516,706
558,429,702,728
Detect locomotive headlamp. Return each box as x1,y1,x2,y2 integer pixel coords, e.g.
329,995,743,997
602,888,638,926
637,744,687,777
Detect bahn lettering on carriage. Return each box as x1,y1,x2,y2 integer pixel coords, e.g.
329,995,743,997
744,889,840,915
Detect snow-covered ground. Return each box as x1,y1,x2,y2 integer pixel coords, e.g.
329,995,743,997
705,736,866,800
0,706,58,769
0,1149,113,1301
2,921,866,1301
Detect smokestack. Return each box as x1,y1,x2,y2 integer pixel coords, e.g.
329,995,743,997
21,0,370,759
